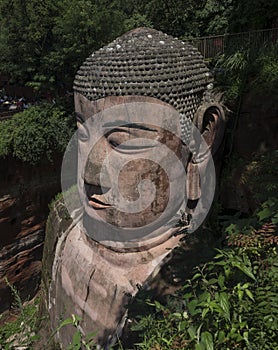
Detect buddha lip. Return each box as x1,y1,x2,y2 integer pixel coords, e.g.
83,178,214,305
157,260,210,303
88,194,112,209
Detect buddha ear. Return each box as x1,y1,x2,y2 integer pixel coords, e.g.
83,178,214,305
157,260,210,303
186,98,225,202
193,100,226,156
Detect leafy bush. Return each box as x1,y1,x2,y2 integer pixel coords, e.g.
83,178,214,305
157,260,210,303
129,197,278,350
214,42,278,106
56,314,97,350
0,103,75,164
0,280,41,349
251,43,278,94
0,119,14,158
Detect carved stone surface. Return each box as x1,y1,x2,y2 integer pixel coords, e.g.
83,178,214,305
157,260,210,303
0,157,61,313
42,27,225,349
45,204,181,347
74,27,213,145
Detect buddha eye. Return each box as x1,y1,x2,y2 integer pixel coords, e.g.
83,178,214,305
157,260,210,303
107,130,158,153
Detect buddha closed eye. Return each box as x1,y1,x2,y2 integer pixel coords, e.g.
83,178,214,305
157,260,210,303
105,124,159,152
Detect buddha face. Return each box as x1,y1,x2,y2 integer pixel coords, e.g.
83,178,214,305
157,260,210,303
74,93,190,244
60,91,222,249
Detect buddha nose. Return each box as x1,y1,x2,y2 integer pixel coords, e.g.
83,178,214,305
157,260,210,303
84,138,111,188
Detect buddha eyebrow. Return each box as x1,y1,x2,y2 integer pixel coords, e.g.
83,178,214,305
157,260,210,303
103,120,157,132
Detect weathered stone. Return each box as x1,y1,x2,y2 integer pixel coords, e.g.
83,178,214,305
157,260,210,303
0,157,61,313
43,27,226,349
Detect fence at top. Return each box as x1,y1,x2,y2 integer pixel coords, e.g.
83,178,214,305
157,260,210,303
189,28,278,59
1,28,277,121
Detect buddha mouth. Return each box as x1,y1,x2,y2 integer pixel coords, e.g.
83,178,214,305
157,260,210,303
84,183,112,209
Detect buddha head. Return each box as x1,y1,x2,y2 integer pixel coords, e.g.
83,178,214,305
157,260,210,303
62,27,225,251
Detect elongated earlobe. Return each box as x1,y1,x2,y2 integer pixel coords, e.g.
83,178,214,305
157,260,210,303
187,98,225,202
187,162,201,201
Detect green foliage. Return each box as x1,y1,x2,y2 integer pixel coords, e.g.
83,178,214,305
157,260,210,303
56,314,97,350
0,119,14,158
213,42,278,115
0,0,128,93
0,103,75,164
193,0,234,36
228,0,278,33
132,0,204,38
251,43,278,95
214,48,252,106
48,191,65,211
1,0,277,94
48,186,79,220
0,279,41,349
46,0,127,90
123,13,153,31
0,0,57,85
129,197,278,350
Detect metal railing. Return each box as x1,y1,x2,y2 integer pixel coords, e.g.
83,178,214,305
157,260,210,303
189,28,278,59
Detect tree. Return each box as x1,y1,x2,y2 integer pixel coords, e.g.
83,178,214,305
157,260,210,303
0,0,57,85
45,0,126,93
228,0,278,32
0,0,277,94
0,0,126,94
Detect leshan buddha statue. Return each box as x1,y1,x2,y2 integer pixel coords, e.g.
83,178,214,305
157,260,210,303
42,27,225,349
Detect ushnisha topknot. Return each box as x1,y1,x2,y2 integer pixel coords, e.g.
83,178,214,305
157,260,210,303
74,27,213,143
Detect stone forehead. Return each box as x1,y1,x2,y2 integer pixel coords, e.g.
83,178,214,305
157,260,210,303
74,27,213,140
